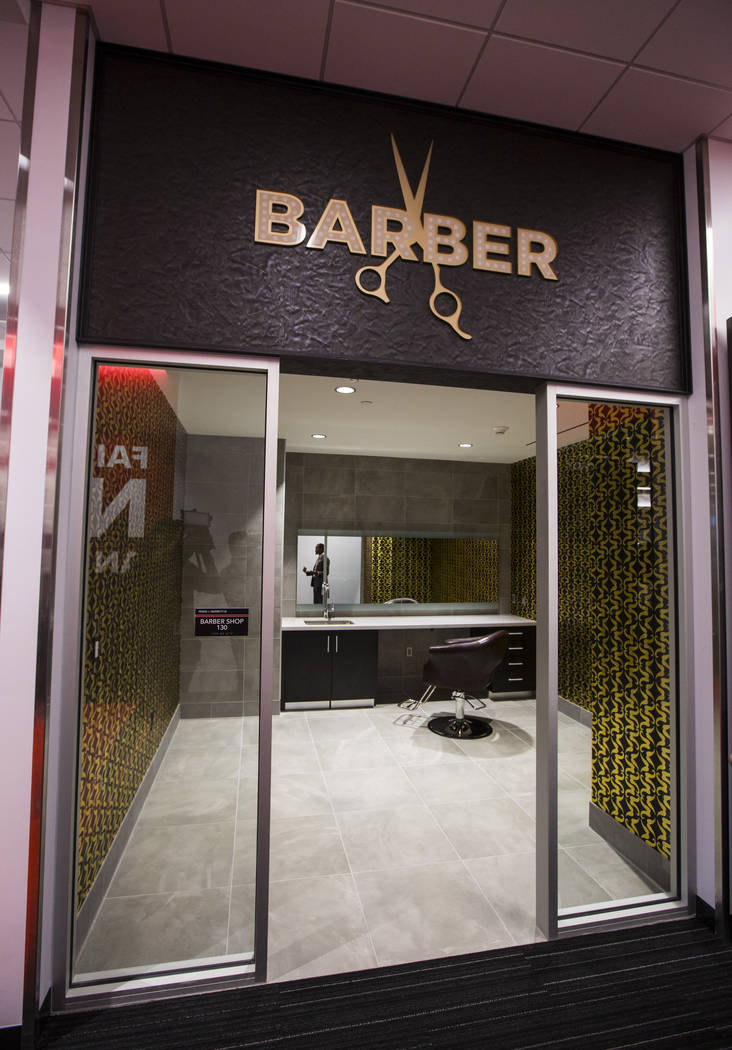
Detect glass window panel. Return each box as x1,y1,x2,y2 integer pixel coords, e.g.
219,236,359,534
71,363,266,981
556,399,674,913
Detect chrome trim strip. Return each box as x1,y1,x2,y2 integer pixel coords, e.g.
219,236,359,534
695,137,730,935
535,384,558,940
255,362,279,984
22,8,89,1040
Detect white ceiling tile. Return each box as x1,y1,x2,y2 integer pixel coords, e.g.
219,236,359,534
461,37,623,130
495,0,677,61
0,198,14,253
637,0,732,89
90,0,168,51
0,120,19,199
325,1,486,105
0,20,27,120
166,0,330,79
366,0,503,29
582,68,732,151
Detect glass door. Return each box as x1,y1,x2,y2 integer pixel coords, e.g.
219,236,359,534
68,354,277,987
536,386,682,938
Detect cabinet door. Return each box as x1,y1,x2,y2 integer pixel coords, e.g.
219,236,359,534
281,631,333,703
332,630,378,701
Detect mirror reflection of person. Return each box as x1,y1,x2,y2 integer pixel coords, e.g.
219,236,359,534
302,542,329,605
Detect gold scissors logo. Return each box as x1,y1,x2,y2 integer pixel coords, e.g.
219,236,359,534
355,134,471,341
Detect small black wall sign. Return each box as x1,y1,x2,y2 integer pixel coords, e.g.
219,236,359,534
195,608,249,637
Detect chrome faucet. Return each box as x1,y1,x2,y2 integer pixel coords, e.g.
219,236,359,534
322,581,334,620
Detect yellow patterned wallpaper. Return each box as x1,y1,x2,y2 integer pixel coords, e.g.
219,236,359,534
76,366,183,909
511,404,671,858
366,536,498,603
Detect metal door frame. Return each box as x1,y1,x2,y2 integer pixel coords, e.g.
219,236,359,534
535,383,692,939
46,345,279,1010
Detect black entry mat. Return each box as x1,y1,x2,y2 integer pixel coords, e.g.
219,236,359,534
36,919,732,1050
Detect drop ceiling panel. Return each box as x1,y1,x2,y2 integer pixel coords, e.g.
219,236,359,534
495,0,677,62
91,0,168,51
461,37,622,130
368,0,502,29
325,1,485,105
165,0,331,79
0,20,27,120
584,67,732,151
636,0,732,90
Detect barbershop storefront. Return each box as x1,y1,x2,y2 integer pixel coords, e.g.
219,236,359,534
2,8,726,1037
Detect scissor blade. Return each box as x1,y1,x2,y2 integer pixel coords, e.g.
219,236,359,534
390,134,432,217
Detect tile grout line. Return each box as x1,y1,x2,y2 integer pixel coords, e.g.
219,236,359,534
225,714,248,957
304,708,382,975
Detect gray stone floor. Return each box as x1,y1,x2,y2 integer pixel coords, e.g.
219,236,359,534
75,700,663,982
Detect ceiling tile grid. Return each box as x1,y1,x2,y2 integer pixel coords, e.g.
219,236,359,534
77,0,732,152
460,36,624,130
326,1,486,103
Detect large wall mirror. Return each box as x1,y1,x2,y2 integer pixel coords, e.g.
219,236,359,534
296,531,500,612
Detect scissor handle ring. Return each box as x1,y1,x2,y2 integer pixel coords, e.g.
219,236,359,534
429,266,472,341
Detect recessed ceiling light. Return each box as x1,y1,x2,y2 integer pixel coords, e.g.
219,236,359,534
0,281,9,297
360,400,373,406
335,384,356,394
311,433,327,440
493,425,509,435
458,442,473,449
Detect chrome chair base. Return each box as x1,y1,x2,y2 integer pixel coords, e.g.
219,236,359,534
427,714,493,739
398,684,436,712
426,689,491,739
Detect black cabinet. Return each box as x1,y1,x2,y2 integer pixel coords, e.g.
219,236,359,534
490,626,536,694
281,629,378,708
466,625,535,694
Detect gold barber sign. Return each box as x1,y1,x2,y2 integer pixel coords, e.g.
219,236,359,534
254,135,559,342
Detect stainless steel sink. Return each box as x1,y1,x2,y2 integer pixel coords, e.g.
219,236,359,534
303,619,354,625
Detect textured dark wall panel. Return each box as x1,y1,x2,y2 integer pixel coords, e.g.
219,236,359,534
80,47,689,393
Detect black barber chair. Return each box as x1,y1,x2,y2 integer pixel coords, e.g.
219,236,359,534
399,630,508,740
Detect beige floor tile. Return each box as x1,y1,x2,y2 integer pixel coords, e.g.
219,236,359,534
324,766,421,811
564,841,663,900
157,747,241,782
354,860,514,967
265,874,374,981
429,797,536,859
108,821,234,896
140,778,237,826
404,761,507,804
271,771,331,819
337,804,456,871
170,718,244,750
268,813,349,881
76,888,230,974
313,725,399,772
